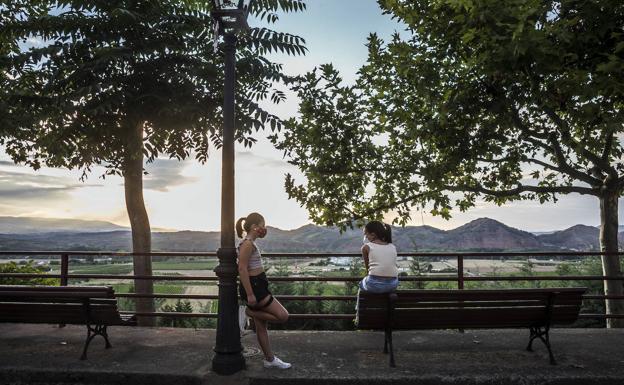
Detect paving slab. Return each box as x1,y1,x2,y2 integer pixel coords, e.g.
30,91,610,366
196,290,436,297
1,324,623,385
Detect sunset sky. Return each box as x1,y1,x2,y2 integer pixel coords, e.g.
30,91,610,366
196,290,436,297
0,0,618,232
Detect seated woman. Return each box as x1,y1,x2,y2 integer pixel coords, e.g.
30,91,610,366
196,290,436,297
359,221,399,293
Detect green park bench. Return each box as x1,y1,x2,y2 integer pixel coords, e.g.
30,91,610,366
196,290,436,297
0,285,136,360
356,287,587,367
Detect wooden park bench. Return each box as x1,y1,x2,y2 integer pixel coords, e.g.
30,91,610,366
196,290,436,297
0,285,136,360
356,287,587,367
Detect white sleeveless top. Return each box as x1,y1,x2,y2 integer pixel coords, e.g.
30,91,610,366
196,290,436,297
237,236,262,270
366,242,398,277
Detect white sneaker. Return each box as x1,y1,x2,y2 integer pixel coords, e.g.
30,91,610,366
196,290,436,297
263,356,292,369
238,305,249,335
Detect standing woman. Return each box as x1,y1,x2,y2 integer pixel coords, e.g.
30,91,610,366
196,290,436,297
236,212,291,369
360,221,399,293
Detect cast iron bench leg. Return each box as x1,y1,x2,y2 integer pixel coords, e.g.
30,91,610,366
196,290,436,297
526,326,556,365
384,329,388,354
387,328,395,367
81,324,110,360
526,326,537,352
100,325,112,349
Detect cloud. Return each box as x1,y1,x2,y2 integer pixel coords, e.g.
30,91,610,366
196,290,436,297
143,158,198,192
237,151,290,168
0,169,102,203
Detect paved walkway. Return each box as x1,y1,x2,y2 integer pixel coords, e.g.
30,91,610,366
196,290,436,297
1,324,623,384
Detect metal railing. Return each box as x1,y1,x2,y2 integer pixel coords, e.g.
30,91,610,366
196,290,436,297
1,250,623,321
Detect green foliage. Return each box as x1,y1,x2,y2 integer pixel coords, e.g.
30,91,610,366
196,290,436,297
1,0,307,174
274,1,624,230
402,258,430,289
268,256,363,330
158,299,197,328
157,299,217,328
0,261,57,285
112,283,182,312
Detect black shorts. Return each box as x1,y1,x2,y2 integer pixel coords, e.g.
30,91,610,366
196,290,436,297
239,272,272,307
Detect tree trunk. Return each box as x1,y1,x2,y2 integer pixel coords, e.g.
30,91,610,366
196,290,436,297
599,190,624,328
123,120,155,326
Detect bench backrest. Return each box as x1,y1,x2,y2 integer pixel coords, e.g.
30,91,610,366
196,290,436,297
357,288,587,330
0,285,128,325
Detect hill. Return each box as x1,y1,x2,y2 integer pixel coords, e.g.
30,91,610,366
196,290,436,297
0,216,614,252
538,225,601,251
0,216,126,234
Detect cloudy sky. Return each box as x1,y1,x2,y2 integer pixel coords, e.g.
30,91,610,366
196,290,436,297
1,0,619,232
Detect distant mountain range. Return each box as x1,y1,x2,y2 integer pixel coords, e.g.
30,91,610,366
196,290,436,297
0,216,126,234
0,216,615,253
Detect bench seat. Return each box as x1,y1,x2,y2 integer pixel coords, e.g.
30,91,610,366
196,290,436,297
0,285,136,359
357,287,587,367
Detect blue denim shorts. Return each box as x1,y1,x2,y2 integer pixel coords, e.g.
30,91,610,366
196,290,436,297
358,275,399,293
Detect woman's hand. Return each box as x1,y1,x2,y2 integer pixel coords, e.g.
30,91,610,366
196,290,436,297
247,294,257,307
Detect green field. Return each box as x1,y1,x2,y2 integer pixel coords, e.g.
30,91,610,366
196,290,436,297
69,264,134,274
152,261,218,270
111,283,185,294
67,260,218,275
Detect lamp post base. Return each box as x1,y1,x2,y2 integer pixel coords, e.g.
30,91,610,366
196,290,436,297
212,247,245,375
212,351,246,375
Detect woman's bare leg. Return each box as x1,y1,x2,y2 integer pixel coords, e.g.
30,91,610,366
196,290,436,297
254,318,274,361
246,297,289,324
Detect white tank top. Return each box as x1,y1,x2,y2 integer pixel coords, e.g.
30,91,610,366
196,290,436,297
237,237,262,270
366,242,398,277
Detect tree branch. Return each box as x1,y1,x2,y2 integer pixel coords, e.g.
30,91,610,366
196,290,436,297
525,158,562,173
476,156,515,164
313,166,414,175
448,183,597,197
507,105,601,186
542,105,617,178
602,128,614,163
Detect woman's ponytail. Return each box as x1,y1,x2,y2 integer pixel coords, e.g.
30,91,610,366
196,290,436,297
235,217,246,238
236,212,265,238
384,224,392,244
365,220,392,244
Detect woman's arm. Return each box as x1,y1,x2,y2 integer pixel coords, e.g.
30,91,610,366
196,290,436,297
361,244,370,272
237,240,257,306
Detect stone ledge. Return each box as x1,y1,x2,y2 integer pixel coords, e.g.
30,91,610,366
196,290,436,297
1,325,623,385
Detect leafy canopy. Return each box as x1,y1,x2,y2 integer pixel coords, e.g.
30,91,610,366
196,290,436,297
1,0,307,175
274,0,624,228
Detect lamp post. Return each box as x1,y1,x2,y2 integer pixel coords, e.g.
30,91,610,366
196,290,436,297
210,0,254,376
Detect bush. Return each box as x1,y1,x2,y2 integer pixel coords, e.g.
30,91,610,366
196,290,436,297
157,300,217,328
0,261,58,285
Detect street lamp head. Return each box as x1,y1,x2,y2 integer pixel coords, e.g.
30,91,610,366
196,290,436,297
211,0,254,33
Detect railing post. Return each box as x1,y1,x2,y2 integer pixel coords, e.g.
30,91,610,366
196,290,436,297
457,255,464,290
60,254,69,287
457,254,465,334
59,253,69,328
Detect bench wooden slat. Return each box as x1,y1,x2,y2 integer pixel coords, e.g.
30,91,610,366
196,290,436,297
0,302,127,325
0,285,113,293
0,298,119,307
388,297,582,307
0,291,114,298
0,297,118,305
360,288,585,305
360,300,548,309
358,297,551,308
